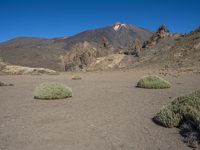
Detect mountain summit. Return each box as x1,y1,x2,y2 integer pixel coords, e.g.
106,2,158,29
60,23,153,49
112,23,128,31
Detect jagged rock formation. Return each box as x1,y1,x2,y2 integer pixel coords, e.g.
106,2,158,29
124,39,142,57
64,42,97,71
100,37,110,48
156,25,170,37
64,41,111,71
143,25,171,49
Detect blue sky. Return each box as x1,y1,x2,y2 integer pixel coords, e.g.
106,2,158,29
0,0,199,42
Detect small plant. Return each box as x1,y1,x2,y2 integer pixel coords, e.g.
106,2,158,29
34,83,72,100
137,75,171,89
154,90,200,147
72,74,82,80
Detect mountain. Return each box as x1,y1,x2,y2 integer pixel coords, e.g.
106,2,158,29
61,23,152,48
0,23,153,71
0,23,199,72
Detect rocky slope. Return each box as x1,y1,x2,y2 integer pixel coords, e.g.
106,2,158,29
138,26,200,71
84,25,200,71
0,37,66,71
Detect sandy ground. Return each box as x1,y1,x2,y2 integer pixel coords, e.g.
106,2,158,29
0,70,200,150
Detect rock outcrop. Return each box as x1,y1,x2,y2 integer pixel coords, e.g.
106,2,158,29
0,60,58,75
64,41,111,71
87,54,125,71
124,39,142,57
1,65,58,75
143,25,170,49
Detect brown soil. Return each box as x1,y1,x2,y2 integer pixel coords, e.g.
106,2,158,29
0,69,200,150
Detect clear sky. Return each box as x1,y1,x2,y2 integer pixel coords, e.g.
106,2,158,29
0,0,199,42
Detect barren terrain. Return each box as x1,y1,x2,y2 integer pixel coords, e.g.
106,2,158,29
0,69,200,150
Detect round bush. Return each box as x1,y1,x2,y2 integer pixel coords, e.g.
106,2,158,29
154,90,200,147
154,90,200,128
34,83,72,100
72,74,82,80
153,106,182,127
137,75,171,89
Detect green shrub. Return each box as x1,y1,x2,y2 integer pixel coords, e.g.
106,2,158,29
154,90,200,147
34,83,72,100
154,90,200,128
137,75,171,89
153,106,182,127
72,74,82,80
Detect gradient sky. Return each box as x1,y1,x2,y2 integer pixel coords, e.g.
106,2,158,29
0,0,199,42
